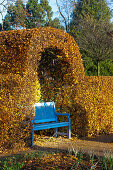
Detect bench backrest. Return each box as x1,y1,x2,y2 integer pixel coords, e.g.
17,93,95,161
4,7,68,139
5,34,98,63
33,102,57,123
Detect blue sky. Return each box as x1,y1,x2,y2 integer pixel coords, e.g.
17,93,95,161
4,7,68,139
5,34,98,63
0,0,7,23
49,0,58,15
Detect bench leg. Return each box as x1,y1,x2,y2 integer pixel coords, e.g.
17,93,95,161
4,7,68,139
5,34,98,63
68,124,71,139
54,127,58,137
32,129,34,146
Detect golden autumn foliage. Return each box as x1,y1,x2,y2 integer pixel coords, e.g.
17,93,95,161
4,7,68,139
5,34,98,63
75,76,113,136
0,27,113,147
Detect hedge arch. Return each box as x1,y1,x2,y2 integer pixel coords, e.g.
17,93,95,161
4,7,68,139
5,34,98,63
0,27,85,108
0,27,86,146
0,27,84,77
27,27,85,81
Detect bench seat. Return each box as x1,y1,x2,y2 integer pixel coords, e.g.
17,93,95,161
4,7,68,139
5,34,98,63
33,122,70,131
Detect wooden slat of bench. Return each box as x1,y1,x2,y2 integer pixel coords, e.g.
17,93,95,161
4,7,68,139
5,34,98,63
33,122,69,131
34,118,57,124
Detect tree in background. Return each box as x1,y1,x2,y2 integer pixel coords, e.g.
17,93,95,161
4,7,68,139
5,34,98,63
73,15,113,76
70,0,111,37
0,0,12,31
69,0,113,76
55,0,76,32
3,0,27,30
55,0,112,32
2,0,64,30
83,57,113,76
26,0,52,28
100,59,113,76
72,0,111,26
45,18,64,30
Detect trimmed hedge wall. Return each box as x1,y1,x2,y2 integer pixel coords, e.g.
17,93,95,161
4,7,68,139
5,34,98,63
0,27,113,147
75,76,113,136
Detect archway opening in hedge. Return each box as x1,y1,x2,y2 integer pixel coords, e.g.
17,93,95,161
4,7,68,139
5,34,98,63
37,47,74,110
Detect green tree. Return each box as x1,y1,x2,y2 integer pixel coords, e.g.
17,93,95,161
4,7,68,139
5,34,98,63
26,0,53,28
3,0,27,30
25,0,64,29
73,16,113,76
82,57,97,76
83,57,113,76
2,0,64,30
69,0,113,76
100,59,113,76
46,18,64,30
70,0,111,36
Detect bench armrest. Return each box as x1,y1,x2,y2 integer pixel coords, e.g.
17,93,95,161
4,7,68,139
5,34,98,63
56,113,70,122
56,113,70,116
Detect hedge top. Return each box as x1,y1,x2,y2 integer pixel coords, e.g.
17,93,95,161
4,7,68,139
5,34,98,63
0,27,85,82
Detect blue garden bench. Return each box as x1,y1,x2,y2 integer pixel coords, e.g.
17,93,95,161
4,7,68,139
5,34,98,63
32,102,71,146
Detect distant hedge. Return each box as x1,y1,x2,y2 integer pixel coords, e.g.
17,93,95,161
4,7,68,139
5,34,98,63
0,27,113,147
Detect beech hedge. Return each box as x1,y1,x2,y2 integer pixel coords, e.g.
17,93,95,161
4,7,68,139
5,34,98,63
0,27,113,147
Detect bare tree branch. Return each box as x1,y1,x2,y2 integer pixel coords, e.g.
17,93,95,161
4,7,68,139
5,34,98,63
55,0,75,32
56,0,68,31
